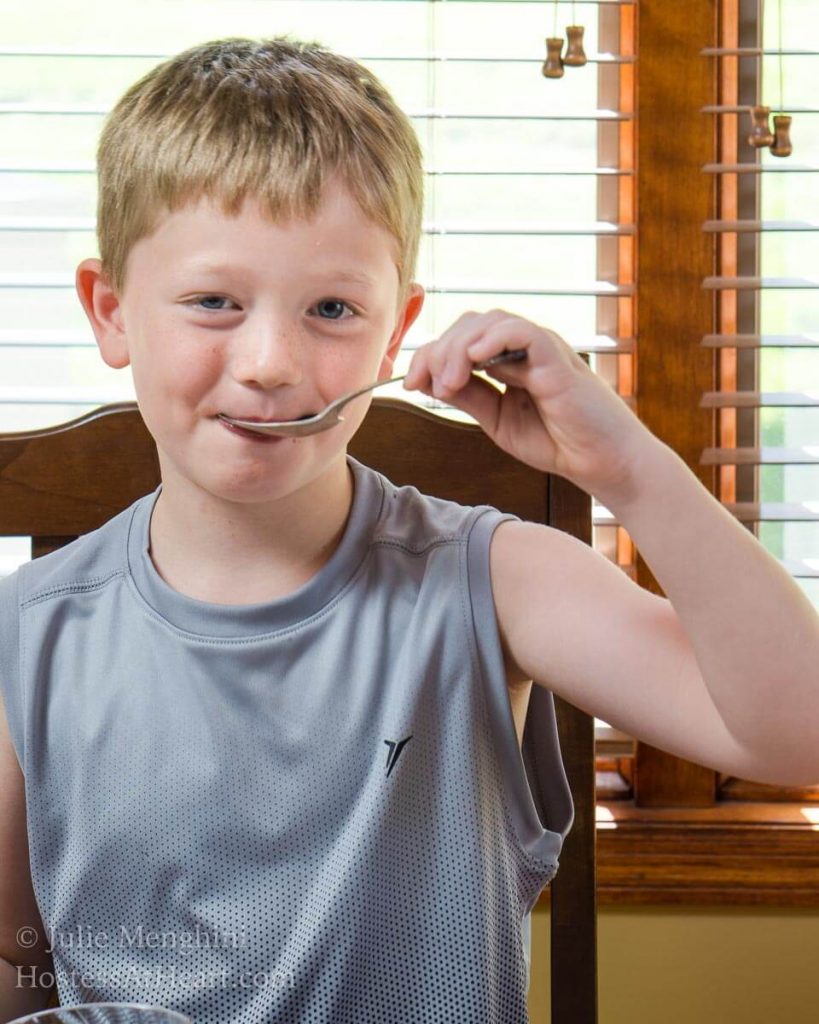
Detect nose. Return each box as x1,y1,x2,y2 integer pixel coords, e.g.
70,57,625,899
228,323,304,390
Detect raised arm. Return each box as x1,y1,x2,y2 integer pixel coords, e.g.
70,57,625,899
404,309,819,786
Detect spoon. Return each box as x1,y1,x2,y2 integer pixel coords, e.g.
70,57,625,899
217,347,527,437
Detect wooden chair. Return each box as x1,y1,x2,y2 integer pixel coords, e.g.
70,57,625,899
0,400,598,1023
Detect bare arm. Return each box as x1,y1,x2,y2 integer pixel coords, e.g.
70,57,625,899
0,694,55,1021
406,310,819,787
604,434,819,782
491,436,819,788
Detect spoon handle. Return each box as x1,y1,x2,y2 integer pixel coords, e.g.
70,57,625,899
337,347,528,407
473,347,528,369
377,346,528,393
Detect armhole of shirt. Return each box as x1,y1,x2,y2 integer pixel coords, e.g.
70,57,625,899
0,569,24,772
463,507,574,871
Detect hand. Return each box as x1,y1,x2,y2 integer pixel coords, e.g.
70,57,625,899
402,309,657,505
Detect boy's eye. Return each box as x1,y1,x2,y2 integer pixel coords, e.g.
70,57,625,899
193,295,237,311
312,299,355,321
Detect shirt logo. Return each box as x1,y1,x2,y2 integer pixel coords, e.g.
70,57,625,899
383,736,413,777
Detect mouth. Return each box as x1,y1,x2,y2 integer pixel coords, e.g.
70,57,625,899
217,417,287,443
219,413,317,424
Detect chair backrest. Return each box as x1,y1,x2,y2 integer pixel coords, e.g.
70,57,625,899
0,400,597,1024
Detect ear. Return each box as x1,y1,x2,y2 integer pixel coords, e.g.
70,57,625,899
381,283,426,371
75,258,131,369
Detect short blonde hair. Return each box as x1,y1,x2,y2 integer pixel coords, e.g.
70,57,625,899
96,36,424,306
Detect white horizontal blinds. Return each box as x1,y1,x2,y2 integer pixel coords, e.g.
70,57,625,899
0,0,634,433
703,0,819,608
590,0,636,575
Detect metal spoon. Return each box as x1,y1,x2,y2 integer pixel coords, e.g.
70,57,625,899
217,347,527,437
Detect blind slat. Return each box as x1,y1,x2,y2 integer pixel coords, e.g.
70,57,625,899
0,334,634,355
701,47,819,55
701,446,819,464
0,165,634,177
0,274,637,297
702,104,819,113
0,103,635,121
701,391,819,407
0,330,636,353
598,504,819,525
703,219,819,231
0,217,637,236
1,0,634,6
701,334,819,347
703,275,819,289
0,165,635,177
780,559,819,579
722,503,819,523
0,49,637,64
703,162,819,173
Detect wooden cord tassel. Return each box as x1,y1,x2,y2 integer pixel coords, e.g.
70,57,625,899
747,105,775,147
770,114,792,156
563,25,587,67
542,37,565,78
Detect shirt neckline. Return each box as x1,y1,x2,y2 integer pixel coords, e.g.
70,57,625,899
125,454,383,638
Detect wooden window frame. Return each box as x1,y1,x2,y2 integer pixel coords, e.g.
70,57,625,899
558,0,819,908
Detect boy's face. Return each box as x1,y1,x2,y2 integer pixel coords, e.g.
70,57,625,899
77,179,424,507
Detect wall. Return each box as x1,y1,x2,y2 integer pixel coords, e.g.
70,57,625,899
528,905,819,1023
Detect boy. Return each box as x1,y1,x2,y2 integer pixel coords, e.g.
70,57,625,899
1,34,817,1024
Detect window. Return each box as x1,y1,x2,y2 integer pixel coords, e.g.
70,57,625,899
0,1,636,651
1,1,632,426
704,0,819,611
593,0,819,907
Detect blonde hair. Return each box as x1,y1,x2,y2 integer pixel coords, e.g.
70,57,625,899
96,36,424,306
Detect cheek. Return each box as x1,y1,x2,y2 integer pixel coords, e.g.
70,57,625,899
177,342,221,386
131,338,220,414
312,349,361,393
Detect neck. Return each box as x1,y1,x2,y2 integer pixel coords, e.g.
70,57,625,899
147,457,354,605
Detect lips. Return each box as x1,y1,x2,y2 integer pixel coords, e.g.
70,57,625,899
218,419,285,443
219,412,315,423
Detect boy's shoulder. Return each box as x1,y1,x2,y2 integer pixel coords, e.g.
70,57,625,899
2,491,150,607
359,456,519,551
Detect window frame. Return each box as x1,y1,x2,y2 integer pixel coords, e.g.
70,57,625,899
586,0,819,908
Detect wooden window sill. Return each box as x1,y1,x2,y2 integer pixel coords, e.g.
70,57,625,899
536,801,819,906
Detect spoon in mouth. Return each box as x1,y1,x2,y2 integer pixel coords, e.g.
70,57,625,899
217,347,528,438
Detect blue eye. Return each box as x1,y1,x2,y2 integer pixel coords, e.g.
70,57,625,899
195,295,235,311
314,299,355,321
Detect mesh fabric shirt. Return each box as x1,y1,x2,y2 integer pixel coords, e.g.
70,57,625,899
0,454,573,1023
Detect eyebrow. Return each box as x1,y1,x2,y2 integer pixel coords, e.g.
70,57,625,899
182,262,378,287
330,270,378,286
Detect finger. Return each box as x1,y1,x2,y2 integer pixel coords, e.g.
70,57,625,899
432,373,506,434
402,342,437,391
404,310,517,392
439,311,518,388
464,319,538,367
469,318,574,368
402,320,477,390
409,310,507,392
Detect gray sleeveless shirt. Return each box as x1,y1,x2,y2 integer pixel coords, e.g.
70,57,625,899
0,454,573,1023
